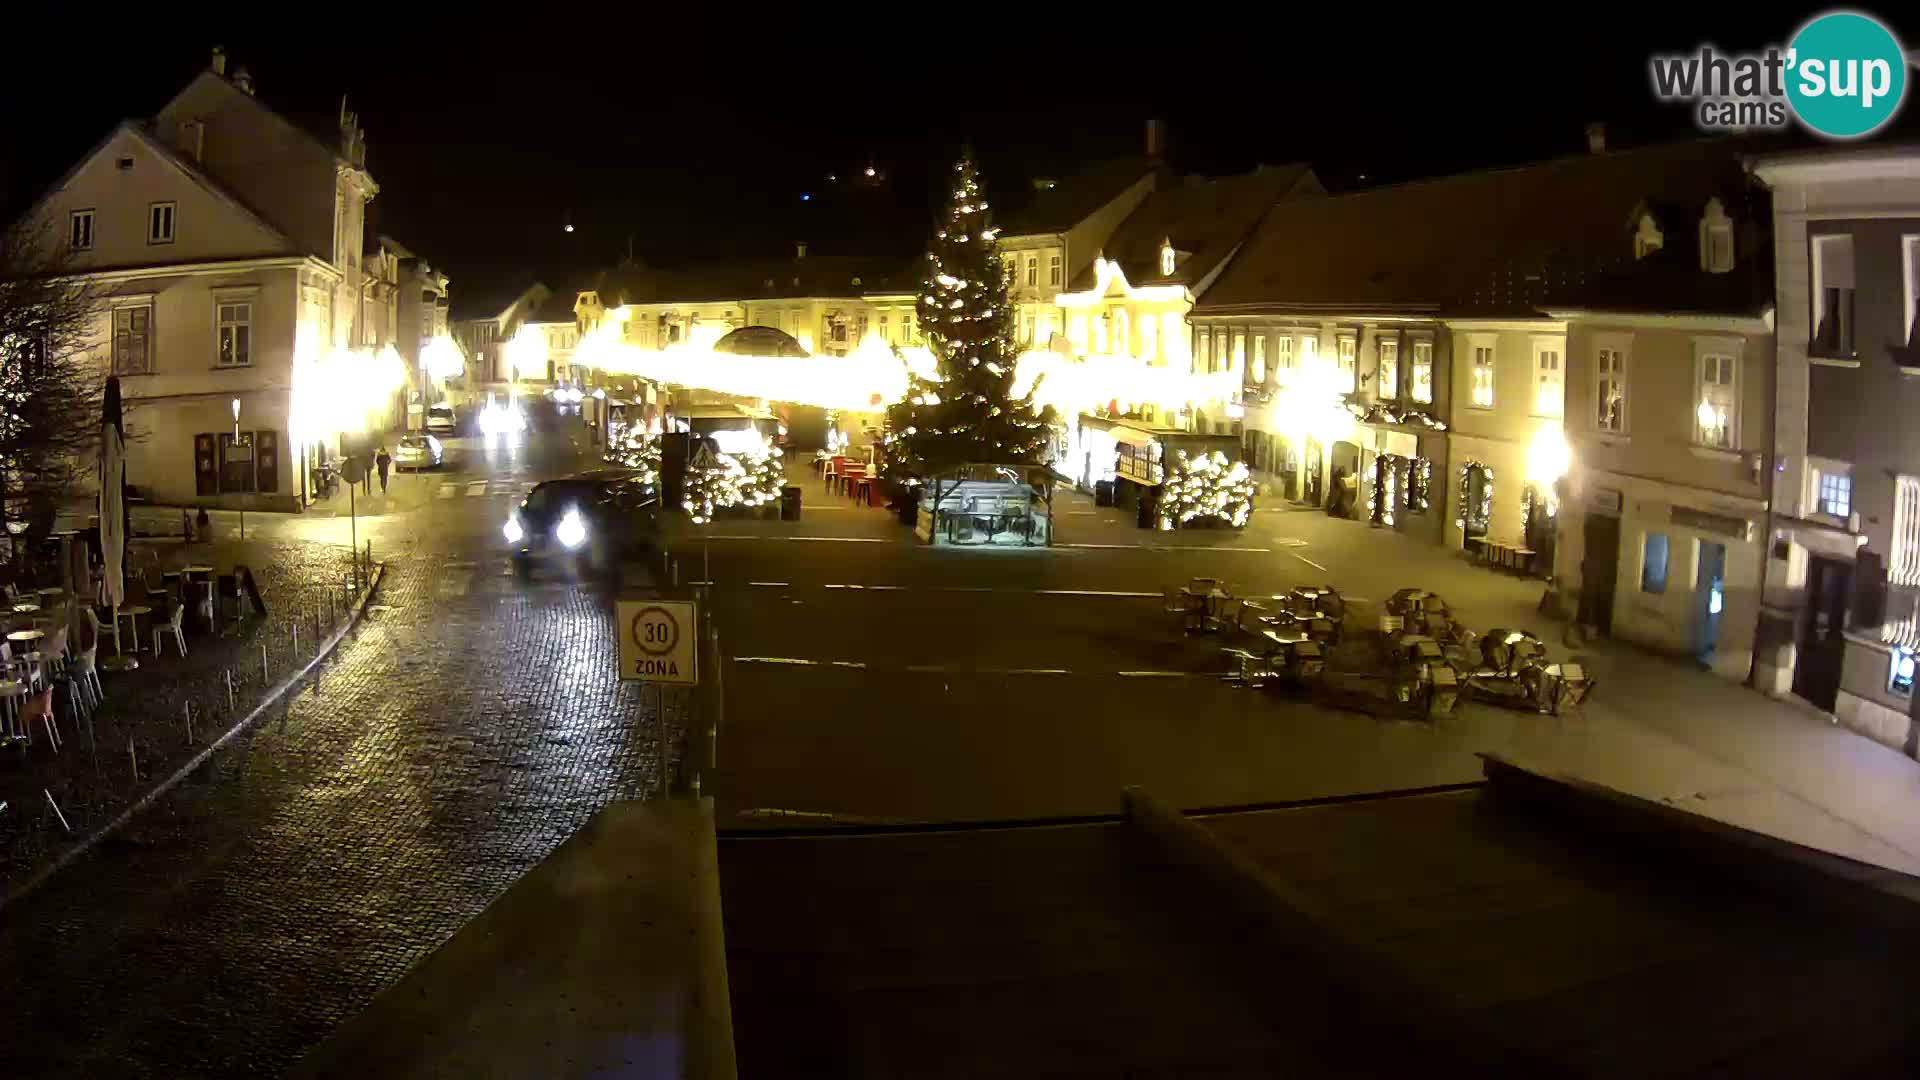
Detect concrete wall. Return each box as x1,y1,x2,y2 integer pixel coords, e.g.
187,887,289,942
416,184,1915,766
1836,637,1917,754
1563,321,1771,503
1444,323,1567,549
88,264,303,507
37,126,292,269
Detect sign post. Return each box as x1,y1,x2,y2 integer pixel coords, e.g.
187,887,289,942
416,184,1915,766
618,599,699,685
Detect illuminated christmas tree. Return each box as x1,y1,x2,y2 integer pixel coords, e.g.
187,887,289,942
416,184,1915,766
886,152,1054,480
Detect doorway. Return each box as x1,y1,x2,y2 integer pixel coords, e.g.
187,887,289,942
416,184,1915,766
1694,540,1728,663
1793,555,1851,710
1579,512,1620,634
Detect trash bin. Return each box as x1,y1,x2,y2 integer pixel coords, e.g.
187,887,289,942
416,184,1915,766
1093,479,1115,507
780,485,803,521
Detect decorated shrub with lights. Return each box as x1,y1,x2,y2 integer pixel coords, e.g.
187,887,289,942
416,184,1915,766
885,152,1054,481
1156,450,1254,530
682,442,784,525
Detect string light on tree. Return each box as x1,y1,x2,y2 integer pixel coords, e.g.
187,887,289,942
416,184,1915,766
1156,450,1254,530
885,151,1055,481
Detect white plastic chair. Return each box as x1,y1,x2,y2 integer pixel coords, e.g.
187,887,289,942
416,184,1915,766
68,643,101,710
153,604,187,658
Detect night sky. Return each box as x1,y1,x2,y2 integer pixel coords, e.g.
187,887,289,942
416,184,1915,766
5,12,1912,311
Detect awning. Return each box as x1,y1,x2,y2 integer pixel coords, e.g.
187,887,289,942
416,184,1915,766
1107,424,1156,448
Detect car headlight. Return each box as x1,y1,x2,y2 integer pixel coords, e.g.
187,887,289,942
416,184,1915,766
556,508,588,550
503,515,524,544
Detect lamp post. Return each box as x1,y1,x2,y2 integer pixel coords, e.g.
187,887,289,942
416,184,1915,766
231,398,247,541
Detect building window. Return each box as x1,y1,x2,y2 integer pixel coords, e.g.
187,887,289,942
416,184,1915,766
1025,256,1037,287
1377,337,1398,399
1812,233,1855,357
1641,532,1670,594
1818,471,1852,518
1139,314,1157,360
1300,334,1317,370
147,201,175,245
1634,212,1664,259
1115,310,1130,355
1532,339,1563,417
1470,341,1495,407
1160,241,1176,277
1048,254,1061,286
1904,235,1920,349
216,301,252,367
1336,333,1356,391
1214,328,1230,373
69,209,94,251
1893,476,1920,587
1231,330,1245,375
1695,349,1737,449
112,305,152,375
1252,335,1267,384
1700,198,1735,273
1274,334,1296,377
1023,313,1035,344
1410,340,1433,404
1595,343,1627,432
1001,256,1015,284
219,432,258,493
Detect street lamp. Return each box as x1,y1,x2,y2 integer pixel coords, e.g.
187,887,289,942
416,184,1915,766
231,398,245,540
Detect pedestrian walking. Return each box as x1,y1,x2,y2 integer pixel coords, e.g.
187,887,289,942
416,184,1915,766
376,445,393,494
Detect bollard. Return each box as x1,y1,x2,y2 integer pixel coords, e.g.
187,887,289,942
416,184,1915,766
292,620,299,654
225,668,236,711
44,789,70,833
328,592,336,627
128,736,138,781
183,701,194,744
261,642,269,681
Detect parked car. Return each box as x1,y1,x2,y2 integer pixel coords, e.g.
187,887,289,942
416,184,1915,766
426,403,458,434
393,434,444,470
504,470,659,580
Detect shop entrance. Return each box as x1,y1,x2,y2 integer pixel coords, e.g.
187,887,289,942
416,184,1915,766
1693,540,1728,663
1793,556,1851,710
1578,511,1620,634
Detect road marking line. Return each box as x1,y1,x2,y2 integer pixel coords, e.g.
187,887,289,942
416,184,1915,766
1117,670,1187,677
1058,542,1135,549
435,486,458,500
1271,538,1308,548
703,534,760,540
999,668,1070,675
1066,510,1097,515
830,660,867,669
1035,589,1159,597
747,581,789,587
824,584,847,589
1157,545,1271,553
868,585,905,591
788,536,886,543
465,481,486,492
734,656,817,665
1291,552,1330,572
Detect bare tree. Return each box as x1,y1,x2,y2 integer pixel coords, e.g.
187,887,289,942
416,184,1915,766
0,222,105,560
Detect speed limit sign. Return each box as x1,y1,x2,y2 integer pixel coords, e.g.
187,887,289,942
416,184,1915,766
616,600,698,685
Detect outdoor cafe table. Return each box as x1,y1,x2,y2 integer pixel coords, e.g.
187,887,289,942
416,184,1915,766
115,605,152,654
10,602,38,616
182,567,216,630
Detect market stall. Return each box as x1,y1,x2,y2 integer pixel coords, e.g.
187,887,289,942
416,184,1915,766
914,464,1053,547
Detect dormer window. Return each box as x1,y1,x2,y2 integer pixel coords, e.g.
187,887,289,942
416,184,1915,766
1700,198,1734,273
1633,212,1663,259
1160,239,1176,277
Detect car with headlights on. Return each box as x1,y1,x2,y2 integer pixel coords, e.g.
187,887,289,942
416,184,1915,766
504,471,659,580
393,433,444,470
426,403,458,435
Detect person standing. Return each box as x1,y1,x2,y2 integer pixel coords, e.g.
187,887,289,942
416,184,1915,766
375,445,392,494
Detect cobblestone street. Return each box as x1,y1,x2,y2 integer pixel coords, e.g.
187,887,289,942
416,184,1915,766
0,437,673,1077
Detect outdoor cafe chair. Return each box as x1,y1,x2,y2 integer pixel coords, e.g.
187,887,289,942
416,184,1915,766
66,643,101,712
153,604,188,658
18,686,58,753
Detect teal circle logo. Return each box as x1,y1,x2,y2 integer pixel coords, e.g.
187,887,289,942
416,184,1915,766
1786,11,1907,138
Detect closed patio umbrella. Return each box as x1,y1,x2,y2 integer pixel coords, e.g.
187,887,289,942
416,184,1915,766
98,377,129,668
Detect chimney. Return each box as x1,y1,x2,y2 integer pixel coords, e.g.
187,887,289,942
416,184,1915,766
1585,121,1606,154
1146,117,1165,160
795,241,808,259
210,46,227,77
233,66,255,96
